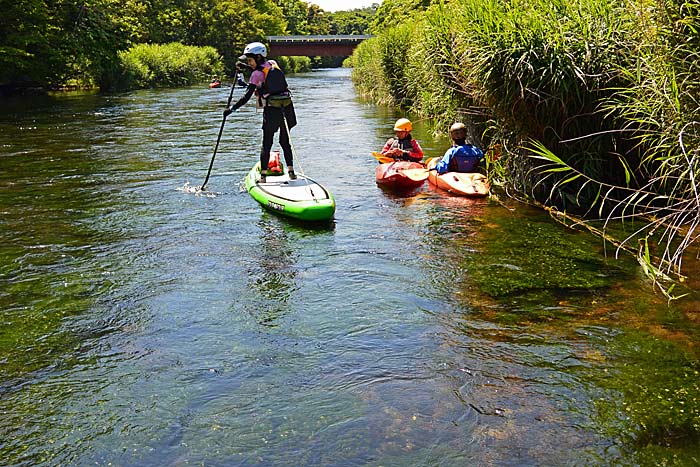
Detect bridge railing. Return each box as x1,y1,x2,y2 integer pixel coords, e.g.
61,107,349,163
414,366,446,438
266,35,374,43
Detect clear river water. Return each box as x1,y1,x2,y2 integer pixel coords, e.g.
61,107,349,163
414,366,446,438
1,68,699,466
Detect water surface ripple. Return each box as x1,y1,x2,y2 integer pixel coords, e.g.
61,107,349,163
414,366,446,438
0,69,692,466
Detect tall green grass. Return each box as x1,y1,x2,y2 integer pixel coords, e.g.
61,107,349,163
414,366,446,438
351,0,700,280
104,42,225,90
597,0,700,277
351,26,411,106
274,56,312,73
103,43,309,91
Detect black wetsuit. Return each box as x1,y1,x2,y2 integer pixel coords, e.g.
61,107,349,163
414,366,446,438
231,63,297,171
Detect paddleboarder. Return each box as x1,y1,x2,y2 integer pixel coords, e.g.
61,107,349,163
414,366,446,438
224,42,297,183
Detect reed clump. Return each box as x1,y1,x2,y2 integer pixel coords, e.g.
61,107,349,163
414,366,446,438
109,42,225,90
274,56,312,74
351,24,414,106
352,0,700,281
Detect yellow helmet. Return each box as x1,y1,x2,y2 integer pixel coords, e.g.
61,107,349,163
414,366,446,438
449,122,467,140
393,118,412,132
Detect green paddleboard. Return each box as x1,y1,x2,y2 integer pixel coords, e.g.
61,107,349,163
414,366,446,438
245,163,335,222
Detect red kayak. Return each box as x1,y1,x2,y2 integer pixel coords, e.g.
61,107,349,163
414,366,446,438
375,160,427,191
209,81,221,88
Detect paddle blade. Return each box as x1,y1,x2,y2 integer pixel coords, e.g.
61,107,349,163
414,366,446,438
400,168,430,181
372,151,395,164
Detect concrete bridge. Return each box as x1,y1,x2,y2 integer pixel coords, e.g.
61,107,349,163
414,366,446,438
266,35,373,57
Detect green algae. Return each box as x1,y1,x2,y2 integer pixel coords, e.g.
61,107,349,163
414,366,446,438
428,203,700,464
468,216,628,298
590,329,700,464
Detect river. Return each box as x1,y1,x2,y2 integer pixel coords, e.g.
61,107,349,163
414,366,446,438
1,68,699,466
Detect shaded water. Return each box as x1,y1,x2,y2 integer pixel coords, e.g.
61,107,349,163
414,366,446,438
1,69,699,466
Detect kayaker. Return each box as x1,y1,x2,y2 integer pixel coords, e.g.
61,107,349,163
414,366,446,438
224,42,297,183
380,118,424,163
434,122,484,174
210,76,221,87
235,72,247,88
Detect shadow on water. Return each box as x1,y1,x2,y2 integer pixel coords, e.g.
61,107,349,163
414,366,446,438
240,216,321,328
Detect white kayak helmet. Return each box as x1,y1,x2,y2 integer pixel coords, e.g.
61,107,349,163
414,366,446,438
449,122,467,140
243,42,267,58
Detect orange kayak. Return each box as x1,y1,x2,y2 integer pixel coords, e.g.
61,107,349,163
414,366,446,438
426,157,489,197
375,161,426,192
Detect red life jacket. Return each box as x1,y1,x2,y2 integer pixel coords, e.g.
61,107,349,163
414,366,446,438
389,136,414,152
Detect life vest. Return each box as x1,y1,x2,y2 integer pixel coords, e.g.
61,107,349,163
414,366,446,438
257,62,289,97
268,151,283,173
448,144,484,172
389,137,414,152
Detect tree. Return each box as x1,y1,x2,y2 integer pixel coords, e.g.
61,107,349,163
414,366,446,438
0,0,136,88
0,0,50,84
328,5,377,35
204,0,285,73
305,3,330,34
274,0,310,34
0,0,293,89
371,0,434,32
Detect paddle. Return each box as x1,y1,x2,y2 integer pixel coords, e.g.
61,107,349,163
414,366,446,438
371,151,395,164
201,78,237,191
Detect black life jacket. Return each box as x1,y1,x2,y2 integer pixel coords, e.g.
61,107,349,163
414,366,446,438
389,136,414,152
257,62,289,97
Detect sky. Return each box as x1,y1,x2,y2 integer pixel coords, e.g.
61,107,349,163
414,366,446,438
309,0,381,12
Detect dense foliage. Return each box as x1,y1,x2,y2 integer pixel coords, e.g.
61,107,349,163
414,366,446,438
330,6,377,35
352,0,700,284
352,0,700,455
0,0,129,89
0,0,376,92
370,0,435,31
110,43,225,89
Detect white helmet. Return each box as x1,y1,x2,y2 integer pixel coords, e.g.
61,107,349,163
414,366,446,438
243,42,267,57
449,122,467,140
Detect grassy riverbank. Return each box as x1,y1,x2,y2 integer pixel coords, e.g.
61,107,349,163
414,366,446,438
105,43,225,90
102,42,311,91
351,0,700,283
352,1,700,457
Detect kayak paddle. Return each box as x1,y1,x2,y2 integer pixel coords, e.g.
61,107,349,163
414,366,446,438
371,151,395,164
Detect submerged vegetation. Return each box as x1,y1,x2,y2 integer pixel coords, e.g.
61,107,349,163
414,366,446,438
593,331,700,461
355,0,700,457
352,0,700,288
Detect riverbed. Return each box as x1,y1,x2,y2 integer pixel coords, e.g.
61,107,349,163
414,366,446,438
1,68,698,466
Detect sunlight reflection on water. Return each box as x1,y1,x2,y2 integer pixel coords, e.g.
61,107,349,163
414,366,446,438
1,68,694,467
